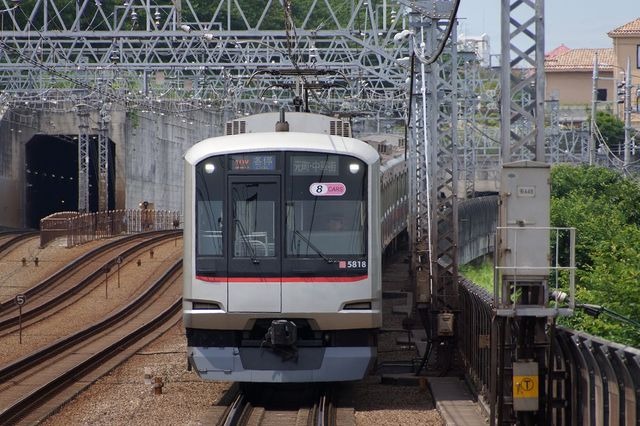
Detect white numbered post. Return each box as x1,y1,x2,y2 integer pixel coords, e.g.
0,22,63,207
14,294,26,344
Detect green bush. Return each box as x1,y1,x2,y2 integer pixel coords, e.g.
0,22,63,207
551,164,640,346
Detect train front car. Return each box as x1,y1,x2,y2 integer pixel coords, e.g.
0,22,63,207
183,113,381,383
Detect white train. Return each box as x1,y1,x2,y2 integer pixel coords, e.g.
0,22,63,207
183,112,407,382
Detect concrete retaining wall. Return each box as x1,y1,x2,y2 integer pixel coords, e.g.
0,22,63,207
0,105,225,228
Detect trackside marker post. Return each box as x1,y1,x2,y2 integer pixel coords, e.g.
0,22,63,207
14,294,26,344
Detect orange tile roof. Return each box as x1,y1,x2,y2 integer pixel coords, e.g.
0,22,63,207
544,48,615,72
545,44,571,59
608,17,640,37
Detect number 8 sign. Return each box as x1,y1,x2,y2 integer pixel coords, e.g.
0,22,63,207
309,182,346,196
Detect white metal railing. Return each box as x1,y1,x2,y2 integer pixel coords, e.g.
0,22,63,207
494,226,576,317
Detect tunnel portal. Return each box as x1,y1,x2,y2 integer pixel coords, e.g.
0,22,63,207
26,134,115,228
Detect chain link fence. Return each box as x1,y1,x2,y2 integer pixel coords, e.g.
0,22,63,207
40,209,182,248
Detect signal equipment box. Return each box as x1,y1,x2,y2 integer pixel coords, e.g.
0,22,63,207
499,161,550,278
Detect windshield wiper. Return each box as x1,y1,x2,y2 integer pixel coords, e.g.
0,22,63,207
294,229,336,264
234,219,260,264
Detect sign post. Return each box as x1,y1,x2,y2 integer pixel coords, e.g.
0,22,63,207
14,294,26,344
116,256,123,288
103,264,111,298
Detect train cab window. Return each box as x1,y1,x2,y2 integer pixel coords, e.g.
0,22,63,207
231,181,278,258
196,157,225,258
285,153,367,257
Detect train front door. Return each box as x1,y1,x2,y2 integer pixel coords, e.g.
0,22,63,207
227,176,281,312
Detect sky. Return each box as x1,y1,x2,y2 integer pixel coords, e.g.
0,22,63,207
457,0,639,54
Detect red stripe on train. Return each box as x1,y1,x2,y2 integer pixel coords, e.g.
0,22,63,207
196,275,368,283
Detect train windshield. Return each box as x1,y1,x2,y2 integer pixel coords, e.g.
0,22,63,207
194,151,367,275
285,153,367,257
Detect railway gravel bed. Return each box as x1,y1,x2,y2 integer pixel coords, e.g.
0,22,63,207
40,319,443,426
0,236,183,365
36,248,444,425
0,261,183,425
0,238,112,300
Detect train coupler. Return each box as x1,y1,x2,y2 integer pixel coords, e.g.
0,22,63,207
263,320,298,361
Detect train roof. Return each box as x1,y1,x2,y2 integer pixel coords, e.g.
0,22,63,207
224,112,352,136
185,131,380,166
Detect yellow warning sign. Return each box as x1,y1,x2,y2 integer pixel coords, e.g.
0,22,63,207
513,375,539,399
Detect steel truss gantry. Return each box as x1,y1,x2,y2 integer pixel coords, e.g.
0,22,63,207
493,1,550,424
403,1,459,374
76,103,90,212
0,0,414,120
500,0,545,161
0,0,421,212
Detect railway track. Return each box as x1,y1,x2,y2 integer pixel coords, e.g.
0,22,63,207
0,230,38,257
211,384,354,426
0,259,183,425
0,230,180,335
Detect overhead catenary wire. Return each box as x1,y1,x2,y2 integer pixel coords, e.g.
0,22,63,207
406,0,461,65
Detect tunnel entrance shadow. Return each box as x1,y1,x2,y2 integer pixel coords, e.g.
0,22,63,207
26,134,115,228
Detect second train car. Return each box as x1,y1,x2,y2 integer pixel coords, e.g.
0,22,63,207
183,111,406,382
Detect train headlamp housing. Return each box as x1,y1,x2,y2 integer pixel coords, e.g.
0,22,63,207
349,163,360,174
203,163,215,174
343,301,372,310
192,301,221,310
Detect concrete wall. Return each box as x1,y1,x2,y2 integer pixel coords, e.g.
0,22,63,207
0,110,40,228
124,110,225,212
0,105,225,228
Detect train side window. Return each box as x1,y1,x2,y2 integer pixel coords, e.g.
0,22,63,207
197,201,223,255
196,157,225,258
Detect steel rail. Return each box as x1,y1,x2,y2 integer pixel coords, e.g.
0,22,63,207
0,259,181,382
221,391,251,426
0,231,39,255
0,261,182,424
0,230,180,316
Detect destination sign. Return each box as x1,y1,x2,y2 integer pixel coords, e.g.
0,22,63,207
291,155,339,176
230,154,276,171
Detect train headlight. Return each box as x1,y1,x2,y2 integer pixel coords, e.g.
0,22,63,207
204,163,215,174
349,163,360,174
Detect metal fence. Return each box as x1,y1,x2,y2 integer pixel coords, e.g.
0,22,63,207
552,328,640,425
458,278,493,411
40,209,182,248
457,278,640,424
458,195,498,265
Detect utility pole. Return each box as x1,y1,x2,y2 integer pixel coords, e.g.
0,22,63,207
624,57,632,170
589,52,599,165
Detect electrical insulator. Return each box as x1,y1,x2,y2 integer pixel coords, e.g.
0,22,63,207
617,83,625,104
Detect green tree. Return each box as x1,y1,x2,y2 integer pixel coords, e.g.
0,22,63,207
551,164,640,225
551,164,640,346
594,110,624,148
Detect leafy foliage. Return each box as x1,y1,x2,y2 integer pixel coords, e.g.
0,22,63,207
551,164,640,346
595,110,625,147
459,260,493,293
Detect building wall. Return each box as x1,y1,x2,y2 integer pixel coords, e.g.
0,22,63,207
612,35,640,86
546,71,615,106
612,34,640,125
